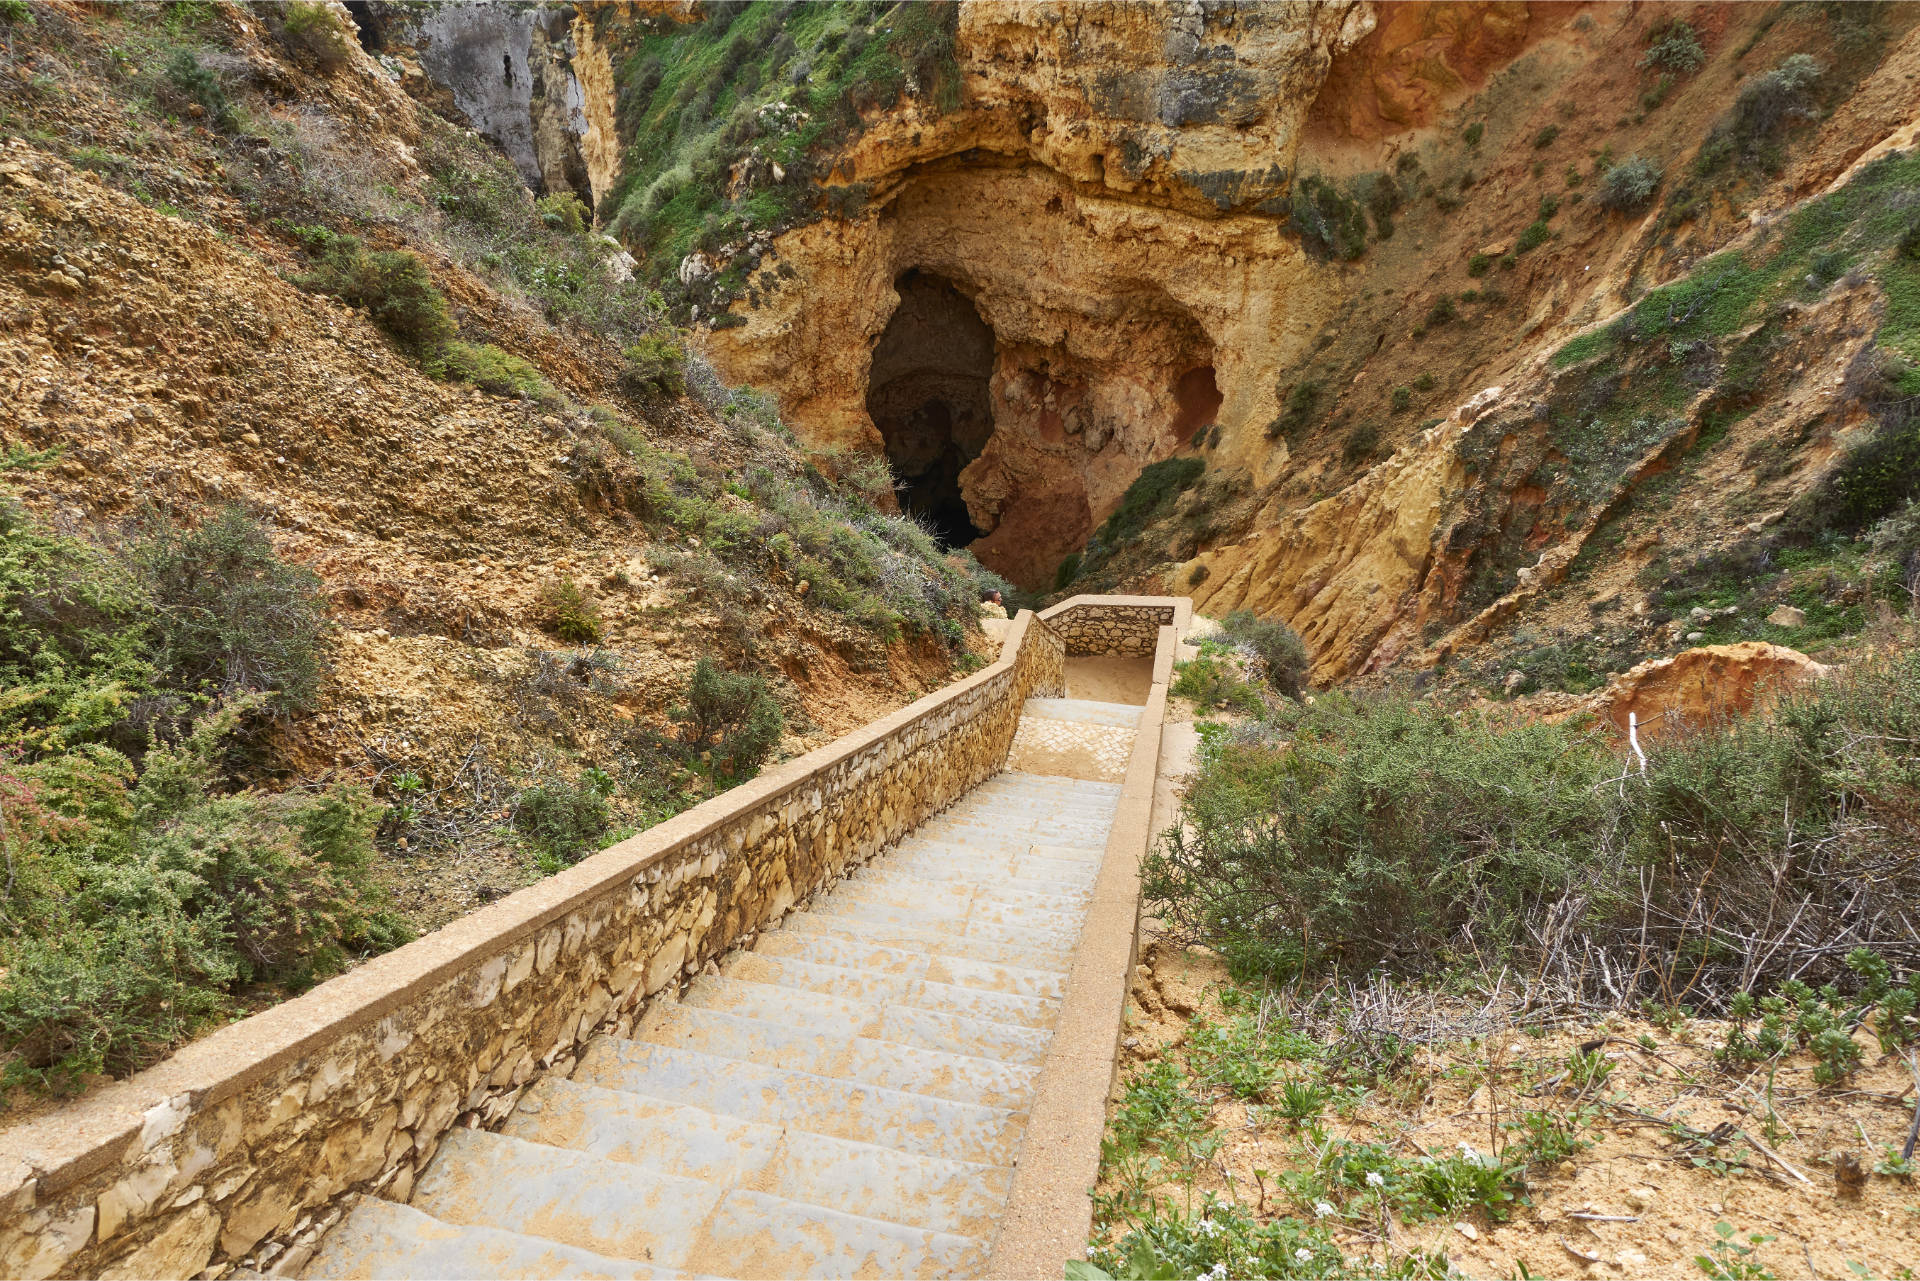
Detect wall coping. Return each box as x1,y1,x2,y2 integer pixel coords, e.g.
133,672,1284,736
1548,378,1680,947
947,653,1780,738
986,613,1184,1278
0,605,1066,1194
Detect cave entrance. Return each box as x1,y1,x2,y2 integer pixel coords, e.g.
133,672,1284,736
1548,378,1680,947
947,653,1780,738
865,271,996,547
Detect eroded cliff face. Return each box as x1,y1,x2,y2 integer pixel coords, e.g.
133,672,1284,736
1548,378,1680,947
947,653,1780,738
704,0,1375,587
396,0,1920,687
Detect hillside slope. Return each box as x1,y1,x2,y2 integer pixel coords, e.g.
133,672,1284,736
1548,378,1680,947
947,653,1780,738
0,0,1001,1105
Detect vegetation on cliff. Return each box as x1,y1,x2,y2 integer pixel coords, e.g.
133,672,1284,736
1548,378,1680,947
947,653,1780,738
597,0,961,318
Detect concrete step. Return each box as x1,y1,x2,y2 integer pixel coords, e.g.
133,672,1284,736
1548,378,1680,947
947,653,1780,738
690,969,1058,1032
830,872,1091,917
743,932,1070,999
692,1187,983,1280
1019,697,1144,727
410,1129,718,1268
304,1196,679,1279
503,1075,780,1186
808,896,1081,952
634,1002,1039,1109
781,911,1073,973
680,975,1055,1064
859,859,1096,899
572,1040,1024,1167
504,1077,1011,1237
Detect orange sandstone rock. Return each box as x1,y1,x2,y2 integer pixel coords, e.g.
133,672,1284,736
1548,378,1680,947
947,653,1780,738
1598,642,1831,741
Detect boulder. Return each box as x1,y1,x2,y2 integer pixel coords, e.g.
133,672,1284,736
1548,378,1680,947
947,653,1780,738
1599,642,1831,740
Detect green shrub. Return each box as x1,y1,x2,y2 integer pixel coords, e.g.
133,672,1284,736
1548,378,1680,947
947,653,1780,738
279,0,351,71
1466,253,1492,277
1463,122,1484,147
1170,657,1265,716
1268,380,1323,441
1342,420,1382,464
1698,54,1822,176
539,580,604,645
1516,220,1552,253
434,341,559,403
1597,154,1663,212
0,714,404,1094
163,50,238,131
620,333,689,399
1150,648,1920,996
1291,175,1368,262
1414,372,1436,393
1640,19,1705,74
673,658,783,781
1219,610,1310,700
534,191,589,234
1054,552,1082,592
1390,385,1414,412
1533,125,1560,149
299,239,455,355
513,767,614,866
130,506,327,713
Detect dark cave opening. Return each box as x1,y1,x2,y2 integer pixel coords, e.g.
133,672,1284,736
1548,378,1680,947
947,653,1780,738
342,1,381,53
865,271,997,548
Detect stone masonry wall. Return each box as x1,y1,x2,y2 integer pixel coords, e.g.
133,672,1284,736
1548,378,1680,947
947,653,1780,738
0,612,1074,1281
1041,596,1181,656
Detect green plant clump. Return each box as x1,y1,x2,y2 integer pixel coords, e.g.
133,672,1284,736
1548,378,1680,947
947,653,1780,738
514,767,615,868
673,657,784,782
0,496,405,1097
1641,19,1706,75
1145,643,1920,994
1598,155,1664,212
621,333,689,399
1291,175,1368,262
1219,610,1311,700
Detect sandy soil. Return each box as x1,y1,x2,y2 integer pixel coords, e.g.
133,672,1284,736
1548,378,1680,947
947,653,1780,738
1066,655,1155,705
1107,943,1920,1280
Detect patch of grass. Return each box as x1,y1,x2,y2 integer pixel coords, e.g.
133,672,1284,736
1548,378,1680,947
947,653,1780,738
540,580,605,645
514,767,615,869
434,341,560,403
1170,656,1265,716
1098,457,1206,547
604,1,961,314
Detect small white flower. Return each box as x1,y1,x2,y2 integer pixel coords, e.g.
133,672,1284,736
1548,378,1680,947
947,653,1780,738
1206,1264,1229,1280
1458,1141,1480,1160
1313,1200,1336,1218
1196,1218,1221,1238
1365,1170,1386,1188
1295,1247,1315,1262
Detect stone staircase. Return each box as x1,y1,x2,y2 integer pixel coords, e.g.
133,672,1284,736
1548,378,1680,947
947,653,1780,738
304,695,1143,1280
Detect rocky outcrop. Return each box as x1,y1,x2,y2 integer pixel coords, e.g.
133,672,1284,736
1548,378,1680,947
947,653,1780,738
705,2,1375,586
1597,642,1832,741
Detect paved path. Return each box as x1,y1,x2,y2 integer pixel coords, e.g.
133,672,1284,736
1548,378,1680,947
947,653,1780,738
305,695,1143,1280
